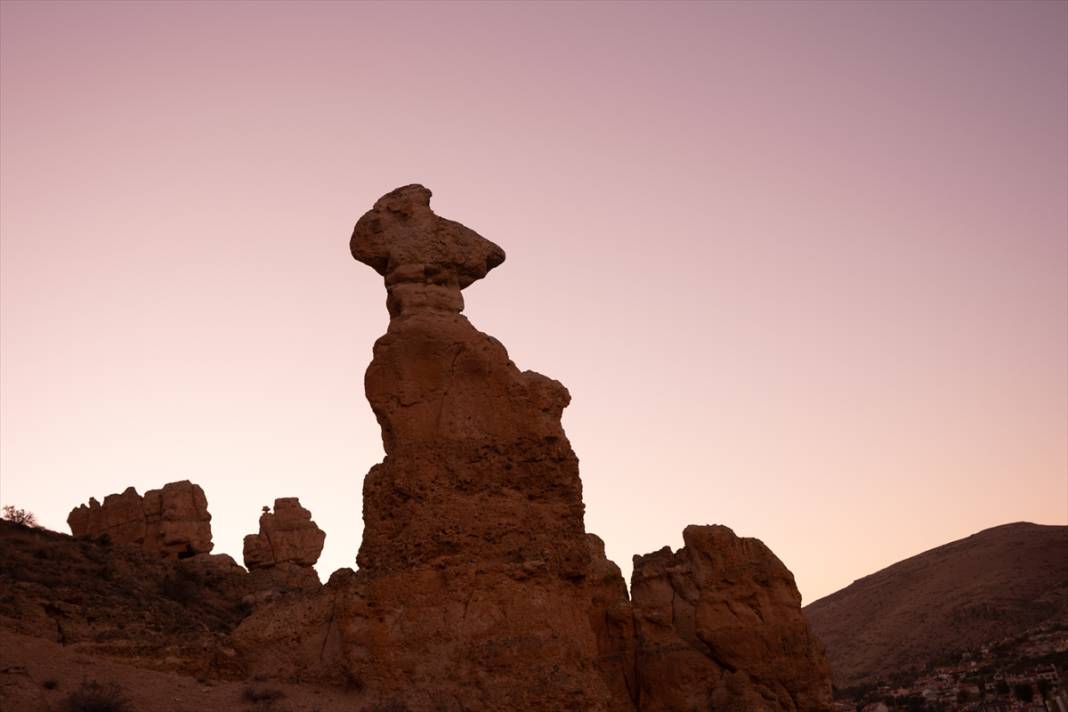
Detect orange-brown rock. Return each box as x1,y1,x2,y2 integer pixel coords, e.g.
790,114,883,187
353,184,608,708
66,486,145,547
631,525,832,711
350,183,505,320
231,185,833,711
67,480,213,559
234,185,609,710
243,498,326,570
586,533,639,708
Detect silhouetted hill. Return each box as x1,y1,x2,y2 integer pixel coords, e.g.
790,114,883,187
804,522,1068,688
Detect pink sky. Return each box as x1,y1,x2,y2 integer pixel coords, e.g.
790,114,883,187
1,0,1065,603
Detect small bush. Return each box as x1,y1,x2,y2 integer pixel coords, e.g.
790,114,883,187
2,505,38,527
61,680,131,712
42,678,59,690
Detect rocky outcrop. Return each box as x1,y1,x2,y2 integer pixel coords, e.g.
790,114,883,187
241,498,325,595
67,480,213,559
631,525,832,711
243,498,325,569
0,520,249,678
230,185,832,711
233,185,607,709
349,184,608,709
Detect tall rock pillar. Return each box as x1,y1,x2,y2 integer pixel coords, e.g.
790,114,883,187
345,184,612,710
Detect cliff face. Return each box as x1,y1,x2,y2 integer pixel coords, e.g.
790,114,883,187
232,184,832,711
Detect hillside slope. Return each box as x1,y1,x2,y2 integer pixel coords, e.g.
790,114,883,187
804,522,1068,688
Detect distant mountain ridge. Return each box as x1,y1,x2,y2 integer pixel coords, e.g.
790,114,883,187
804,522,1068,688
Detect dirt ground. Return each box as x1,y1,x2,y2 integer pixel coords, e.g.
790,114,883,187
0,630,372,712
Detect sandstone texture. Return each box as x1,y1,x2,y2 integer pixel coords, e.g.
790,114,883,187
243,498,326,569
67,480,213,559
631,525,832,711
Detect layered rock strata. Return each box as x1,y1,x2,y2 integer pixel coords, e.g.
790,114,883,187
229,185,832,711
67,480,213,559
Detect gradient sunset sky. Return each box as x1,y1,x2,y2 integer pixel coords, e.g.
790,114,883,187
1,0,1065,603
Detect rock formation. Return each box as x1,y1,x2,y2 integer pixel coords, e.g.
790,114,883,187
241,497,326,595
243,498,326,569
347,183,607,708
67,480,213,559
232,185,832,711
631,525,832,711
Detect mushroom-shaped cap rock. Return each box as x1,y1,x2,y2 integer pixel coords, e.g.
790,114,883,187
350,184,505,289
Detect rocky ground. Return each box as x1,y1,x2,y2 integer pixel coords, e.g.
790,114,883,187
0,629,366,712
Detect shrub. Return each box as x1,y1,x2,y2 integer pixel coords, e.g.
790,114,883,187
61,680,131,712
42,678,59,690
2,505,37,527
